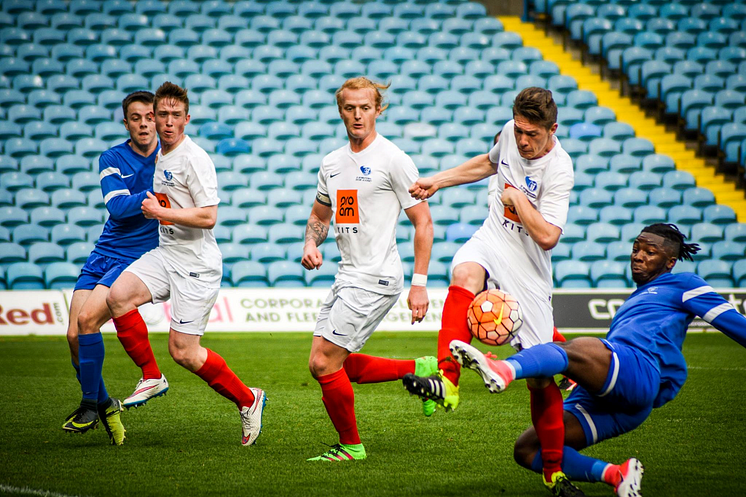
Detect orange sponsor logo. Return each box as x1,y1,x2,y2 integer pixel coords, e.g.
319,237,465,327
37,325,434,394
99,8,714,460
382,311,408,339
503,184,521,223
154,192,173,225
336,189,359,224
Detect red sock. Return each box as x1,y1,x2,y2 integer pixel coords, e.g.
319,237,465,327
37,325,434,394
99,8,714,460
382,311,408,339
343,354,414,384
438,285,475,386
113,309,161,380
552,327,567,342
194,349,255,408
602,464,622,488
529,381,565,482
317,369,360,445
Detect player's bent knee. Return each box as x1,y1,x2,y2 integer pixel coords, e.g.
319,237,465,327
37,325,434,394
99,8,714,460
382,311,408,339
513,438,538,469
450,263,485,292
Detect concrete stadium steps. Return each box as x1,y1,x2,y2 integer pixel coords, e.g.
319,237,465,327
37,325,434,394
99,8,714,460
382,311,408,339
499,16,746,221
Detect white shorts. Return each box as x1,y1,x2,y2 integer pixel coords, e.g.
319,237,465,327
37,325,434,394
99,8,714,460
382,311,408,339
314,281,400,353
451,229,554,349
125,248,219,336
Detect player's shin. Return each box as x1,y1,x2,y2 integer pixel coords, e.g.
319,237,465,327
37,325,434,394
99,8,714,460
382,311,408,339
194,349,255,408
529,380,565,482
318,368,360,445
531,448,610,483
78,333,105,403
437,285,476,385
113,309,161,380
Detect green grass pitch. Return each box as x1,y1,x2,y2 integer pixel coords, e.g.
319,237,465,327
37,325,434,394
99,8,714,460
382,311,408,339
1,332,745,496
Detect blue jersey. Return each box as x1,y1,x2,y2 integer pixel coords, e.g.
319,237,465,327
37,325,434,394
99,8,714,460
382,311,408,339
607,272,746,408
94,139,159,262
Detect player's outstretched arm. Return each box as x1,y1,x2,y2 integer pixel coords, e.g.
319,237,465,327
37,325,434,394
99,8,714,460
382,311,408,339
405,202,433,324
502,187,562,250
683,283,746,347
409,153,495,200
141,191,217,228
302,200,332,270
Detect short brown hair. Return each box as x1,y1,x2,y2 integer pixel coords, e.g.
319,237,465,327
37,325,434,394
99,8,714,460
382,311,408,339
335,77,390,112
122,91,154,119
512,87,557,130
154,81,189,114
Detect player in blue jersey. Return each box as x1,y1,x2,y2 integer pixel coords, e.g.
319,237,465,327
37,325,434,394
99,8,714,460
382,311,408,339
62,91,161,445
449,223,746,497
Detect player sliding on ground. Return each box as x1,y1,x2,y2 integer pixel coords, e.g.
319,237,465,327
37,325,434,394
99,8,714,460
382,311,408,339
302,77,436,462
106,82,266,446
450,223,746,497
62,91,160,445
404,87,579,495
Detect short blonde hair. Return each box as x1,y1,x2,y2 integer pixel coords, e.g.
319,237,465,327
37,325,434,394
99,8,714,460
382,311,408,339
335,77,390,113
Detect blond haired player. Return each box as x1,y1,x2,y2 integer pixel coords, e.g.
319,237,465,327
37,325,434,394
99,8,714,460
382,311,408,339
302,77,436,462
106,82,266,446
404,88,580,495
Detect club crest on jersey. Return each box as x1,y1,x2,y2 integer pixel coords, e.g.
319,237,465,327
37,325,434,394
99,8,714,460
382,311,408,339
525,176,537,192
356,165,372,182
162,169,175,187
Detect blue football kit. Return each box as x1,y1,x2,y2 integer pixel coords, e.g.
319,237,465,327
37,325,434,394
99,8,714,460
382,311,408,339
565,272,746,445
74,139,159,291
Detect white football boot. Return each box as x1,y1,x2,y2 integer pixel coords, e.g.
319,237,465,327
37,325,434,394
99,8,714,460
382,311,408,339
240,388,266,446
123,374,169,408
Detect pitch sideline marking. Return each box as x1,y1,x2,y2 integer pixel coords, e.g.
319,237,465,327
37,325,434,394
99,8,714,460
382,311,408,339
0,484,89,497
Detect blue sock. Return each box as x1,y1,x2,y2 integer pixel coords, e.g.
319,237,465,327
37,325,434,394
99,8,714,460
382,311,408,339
506,343,568,379
78,333,105,402
71,360,81,384
531,448,610,483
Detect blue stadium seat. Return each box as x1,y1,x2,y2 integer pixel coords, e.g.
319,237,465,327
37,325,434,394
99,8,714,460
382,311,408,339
267,260,304,287
28,241,65,265
572,240,607,261
43,261,78,289
697,260,733,288
691,222,724,243
634,205,667,224
568,205,599,226
249,242,286,264
668,205,702,226
227,261,267,288
646,187,680,209
51,223,87,246
724,224,746,243
6,263,44,290
712,241,746,262
628,171,661,191
703,205,737,225
591,260,628,288
555,260,591,288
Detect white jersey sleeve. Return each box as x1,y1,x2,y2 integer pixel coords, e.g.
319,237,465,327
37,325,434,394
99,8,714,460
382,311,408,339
537,145,573,231
186,151,220,208
389,151,421,211
316,158,331,206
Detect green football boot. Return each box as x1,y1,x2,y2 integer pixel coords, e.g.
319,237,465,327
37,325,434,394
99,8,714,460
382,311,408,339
402,371,460,412
307,443,367,462
544,471,585,497
98,398,126,446
413,356,439,416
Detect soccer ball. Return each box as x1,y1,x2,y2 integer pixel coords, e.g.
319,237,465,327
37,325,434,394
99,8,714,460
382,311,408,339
466,289,523,346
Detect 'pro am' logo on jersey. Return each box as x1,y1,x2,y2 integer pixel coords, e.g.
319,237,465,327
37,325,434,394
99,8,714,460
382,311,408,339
356,165,372,183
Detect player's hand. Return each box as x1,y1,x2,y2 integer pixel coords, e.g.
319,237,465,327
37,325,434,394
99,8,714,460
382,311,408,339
407,285,429,324
301,244,323,270
501,186,522,208
141,191,162,220
409,177,438,200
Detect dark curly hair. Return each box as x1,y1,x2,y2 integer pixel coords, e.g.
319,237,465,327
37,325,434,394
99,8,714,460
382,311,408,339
641,223,701,262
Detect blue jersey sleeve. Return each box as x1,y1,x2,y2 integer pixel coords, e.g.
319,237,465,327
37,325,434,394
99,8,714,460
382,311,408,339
681,274,746,347
99,152,152,220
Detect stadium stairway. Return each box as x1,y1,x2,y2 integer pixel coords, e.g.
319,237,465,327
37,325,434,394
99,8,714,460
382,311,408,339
499,16,746,222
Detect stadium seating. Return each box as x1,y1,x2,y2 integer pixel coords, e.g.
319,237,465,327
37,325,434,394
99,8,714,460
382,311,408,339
0,1,743,290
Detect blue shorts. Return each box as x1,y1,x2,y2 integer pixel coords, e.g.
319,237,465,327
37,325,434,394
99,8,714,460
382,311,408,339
564,339,659,447
74,251,131,291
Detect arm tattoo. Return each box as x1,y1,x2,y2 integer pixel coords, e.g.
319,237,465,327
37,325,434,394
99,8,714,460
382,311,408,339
305,219,329,246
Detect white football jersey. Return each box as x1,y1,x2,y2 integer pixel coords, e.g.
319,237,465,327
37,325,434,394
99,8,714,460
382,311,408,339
483,120,574,294
154,135,222,283
316,133,421,295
